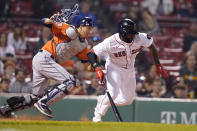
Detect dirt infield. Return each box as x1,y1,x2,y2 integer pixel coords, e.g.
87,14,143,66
0,114,46,121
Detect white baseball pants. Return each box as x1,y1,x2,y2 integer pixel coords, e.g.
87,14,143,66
94,63,136,116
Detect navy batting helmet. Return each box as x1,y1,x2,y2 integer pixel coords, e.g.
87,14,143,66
77,17,93,27
118,18,138,43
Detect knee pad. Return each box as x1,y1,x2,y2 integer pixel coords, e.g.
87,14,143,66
45,79,76,95
62,79,75,92
62,78,79,92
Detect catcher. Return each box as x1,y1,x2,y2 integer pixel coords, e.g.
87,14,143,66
0,6,93,118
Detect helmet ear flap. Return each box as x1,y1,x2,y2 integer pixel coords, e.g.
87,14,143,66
122,30,127,37
121,29,127,37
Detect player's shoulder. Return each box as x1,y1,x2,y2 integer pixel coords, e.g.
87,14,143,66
104,33,119,45
94,33,116,50
100,33,114,43
137,32,153,40
135,32,153,47
135,32,153,44
65,25,77,40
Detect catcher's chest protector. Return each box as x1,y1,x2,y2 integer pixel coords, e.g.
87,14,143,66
55,37,88,63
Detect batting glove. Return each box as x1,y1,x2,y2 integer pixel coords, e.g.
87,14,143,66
156,64,168,78
95,67,104,83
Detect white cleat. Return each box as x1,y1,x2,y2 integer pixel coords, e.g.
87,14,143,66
92,112,102,122
92,116,102,122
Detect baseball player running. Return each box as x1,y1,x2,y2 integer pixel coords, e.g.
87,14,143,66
87,18,168,122
0,15,93,118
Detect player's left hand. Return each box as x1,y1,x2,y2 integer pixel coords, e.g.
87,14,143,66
156,64,168,78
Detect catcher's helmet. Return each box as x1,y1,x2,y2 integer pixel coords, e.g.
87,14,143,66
77,17,93,27
118,18,138,43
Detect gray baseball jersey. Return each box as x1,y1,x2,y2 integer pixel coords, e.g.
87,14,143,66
55,27,88,63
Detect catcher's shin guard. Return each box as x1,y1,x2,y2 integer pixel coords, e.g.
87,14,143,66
0,94,38,117
39,79,76,106
33,79,77,117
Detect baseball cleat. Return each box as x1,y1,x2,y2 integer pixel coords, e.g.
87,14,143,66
92,112,102,122
34,101,53,118
92,116,102,122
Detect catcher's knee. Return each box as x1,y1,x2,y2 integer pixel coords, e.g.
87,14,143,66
62,79,75,92
62,78,79,92
46,78,78,95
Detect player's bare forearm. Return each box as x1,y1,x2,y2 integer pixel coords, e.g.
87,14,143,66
149,44,160,65
149,44,169,78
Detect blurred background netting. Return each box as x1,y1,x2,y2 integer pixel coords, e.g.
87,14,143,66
0,0,197,99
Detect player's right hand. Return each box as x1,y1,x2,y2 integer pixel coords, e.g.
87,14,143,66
44,18,53,24
49,13,59,23
50,13,57,21
87,64,95,72
95,67,104,83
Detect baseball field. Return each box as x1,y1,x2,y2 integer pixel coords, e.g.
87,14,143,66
0,120,197,131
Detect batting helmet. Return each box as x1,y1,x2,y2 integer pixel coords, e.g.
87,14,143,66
118,18,138,43
77,17,93,27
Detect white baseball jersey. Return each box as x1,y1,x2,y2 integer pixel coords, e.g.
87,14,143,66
92,32,153,118
93,32,153,69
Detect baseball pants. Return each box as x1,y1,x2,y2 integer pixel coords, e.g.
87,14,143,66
94,62,136,116
32,50,73,96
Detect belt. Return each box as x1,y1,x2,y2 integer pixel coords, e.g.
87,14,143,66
39,49,55,59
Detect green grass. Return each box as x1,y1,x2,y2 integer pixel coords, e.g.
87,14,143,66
0,120,197,131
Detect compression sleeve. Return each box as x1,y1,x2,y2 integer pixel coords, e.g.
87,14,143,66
87,50,100,68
